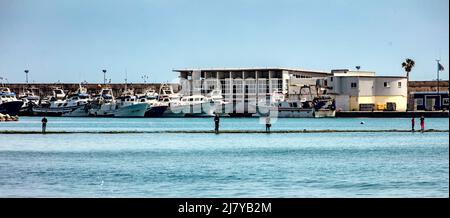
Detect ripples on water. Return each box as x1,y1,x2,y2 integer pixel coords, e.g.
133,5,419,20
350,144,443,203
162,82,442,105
0,117,448,197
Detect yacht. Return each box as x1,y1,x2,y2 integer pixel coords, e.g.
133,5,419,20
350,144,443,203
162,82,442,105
169,94,217,117
88,88,148,117
168,90,227,117
0,87,24,116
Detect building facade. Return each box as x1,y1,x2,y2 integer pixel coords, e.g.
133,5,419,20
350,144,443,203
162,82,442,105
326,70,408,111
175,68,330,114
410,91,449,111
408,80,449,111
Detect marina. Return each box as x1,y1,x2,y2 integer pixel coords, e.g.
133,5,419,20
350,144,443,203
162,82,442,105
0,0,448,206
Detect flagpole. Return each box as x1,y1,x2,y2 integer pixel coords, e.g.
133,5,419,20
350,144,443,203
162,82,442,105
436,59,440,110
436,59,440,94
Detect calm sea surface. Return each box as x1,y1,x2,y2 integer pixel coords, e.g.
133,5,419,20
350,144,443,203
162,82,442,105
0,117,448,197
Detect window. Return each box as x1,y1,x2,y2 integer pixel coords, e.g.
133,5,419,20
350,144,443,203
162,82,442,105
384,82,390,88
443,98,449,106
351,82,357,88
330,77,333,82
415,98,423,106
398,82,402,88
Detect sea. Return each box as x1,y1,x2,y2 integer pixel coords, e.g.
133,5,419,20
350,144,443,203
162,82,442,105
0,117,448,197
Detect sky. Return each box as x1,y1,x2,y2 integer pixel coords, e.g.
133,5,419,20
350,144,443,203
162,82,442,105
0,0,448,83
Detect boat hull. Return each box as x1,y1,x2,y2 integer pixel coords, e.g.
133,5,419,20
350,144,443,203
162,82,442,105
314,109,336,118
168,102,216,117
0,101,23,116
145,105,169,117
32,105,83,117
256,105,315,118
90,103,148,117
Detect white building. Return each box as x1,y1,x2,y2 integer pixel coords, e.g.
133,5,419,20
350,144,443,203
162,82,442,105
326,69,408,111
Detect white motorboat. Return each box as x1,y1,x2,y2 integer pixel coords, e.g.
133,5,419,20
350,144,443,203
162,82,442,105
168,90,228,117
169,94,217,117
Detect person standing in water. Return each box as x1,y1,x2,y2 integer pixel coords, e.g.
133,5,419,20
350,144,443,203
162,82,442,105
214,113,220,134
420,116,425,133
41,116,48,133
265,116,271,133
411,116,415,132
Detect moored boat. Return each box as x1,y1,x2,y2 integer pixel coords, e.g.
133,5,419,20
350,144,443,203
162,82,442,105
0,87,23,116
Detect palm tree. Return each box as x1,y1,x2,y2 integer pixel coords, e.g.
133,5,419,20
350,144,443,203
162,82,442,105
402,58,415,111
401,58,415,81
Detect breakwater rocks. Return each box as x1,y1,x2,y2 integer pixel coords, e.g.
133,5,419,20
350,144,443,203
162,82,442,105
0,113,19,122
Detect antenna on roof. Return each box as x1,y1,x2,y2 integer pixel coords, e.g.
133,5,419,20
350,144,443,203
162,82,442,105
355,66,361,71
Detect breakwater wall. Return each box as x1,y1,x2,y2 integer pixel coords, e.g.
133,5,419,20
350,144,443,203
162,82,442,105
5,83,181,97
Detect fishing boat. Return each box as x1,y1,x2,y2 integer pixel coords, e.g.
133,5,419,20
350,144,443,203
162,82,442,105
255,91,336,118
18,87,40,116
32,86,91,116
0,87,24,116
88,88,148,117
312,96,336,118
154,84,183,117
137,89,166,117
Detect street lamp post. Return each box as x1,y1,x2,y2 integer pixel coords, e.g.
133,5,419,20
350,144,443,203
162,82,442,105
141,74,149,83
24,70,29,84
102,69,107,85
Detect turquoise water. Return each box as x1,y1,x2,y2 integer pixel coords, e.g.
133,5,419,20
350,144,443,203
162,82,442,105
0,117,448,197
1,116,449,132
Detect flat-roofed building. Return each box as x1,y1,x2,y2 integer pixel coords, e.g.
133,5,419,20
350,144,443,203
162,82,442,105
327,69,408,111
174,67,330,114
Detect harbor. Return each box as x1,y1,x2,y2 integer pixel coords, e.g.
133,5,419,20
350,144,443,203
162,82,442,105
0,0,448,205
1,68,448,118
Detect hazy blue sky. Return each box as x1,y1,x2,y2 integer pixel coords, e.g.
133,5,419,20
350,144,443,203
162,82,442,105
0,0,448,83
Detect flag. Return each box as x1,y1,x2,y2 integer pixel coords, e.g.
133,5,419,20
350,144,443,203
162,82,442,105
438,63,445,71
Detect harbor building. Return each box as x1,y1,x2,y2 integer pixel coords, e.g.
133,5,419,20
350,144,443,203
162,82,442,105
408,80,449,111
326,69,408,111
410,91,449,111
174,68,330,114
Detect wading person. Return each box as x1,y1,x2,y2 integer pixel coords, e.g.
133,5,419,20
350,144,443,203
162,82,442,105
420,116,425,133
411,116,415,132
265,116,271,133
41,116,48,133
214,113,220,134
